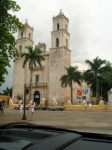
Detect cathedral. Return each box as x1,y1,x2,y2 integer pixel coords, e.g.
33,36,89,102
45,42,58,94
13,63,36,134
12,10,72,104
12,10,88,104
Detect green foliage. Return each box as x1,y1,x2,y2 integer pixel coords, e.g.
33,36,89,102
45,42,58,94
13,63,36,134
60,66,82,87
15,93,23,100
0,0,24,85
2,87,12,97
21,46,45,100
60,66,82,104
21,46,45,70
83,57,112,101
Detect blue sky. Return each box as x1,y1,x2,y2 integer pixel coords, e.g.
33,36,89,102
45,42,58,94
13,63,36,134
1,0,112,92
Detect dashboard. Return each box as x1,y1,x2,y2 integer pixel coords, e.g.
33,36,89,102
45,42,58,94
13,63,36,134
0,122,112,150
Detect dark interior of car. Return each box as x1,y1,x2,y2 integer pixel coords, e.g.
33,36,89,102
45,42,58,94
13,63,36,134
0,123,112,150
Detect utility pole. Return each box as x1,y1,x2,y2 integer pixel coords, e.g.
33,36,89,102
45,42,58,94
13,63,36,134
22,84,29,120
101,84,102,99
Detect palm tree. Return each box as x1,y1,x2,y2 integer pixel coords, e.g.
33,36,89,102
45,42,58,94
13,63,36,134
21,46,45,100
60,66,82,104
83,56,111,101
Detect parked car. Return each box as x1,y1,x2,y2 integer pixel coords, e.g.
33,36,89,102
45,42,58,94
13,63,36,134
34,104,65,111
14,105,29,110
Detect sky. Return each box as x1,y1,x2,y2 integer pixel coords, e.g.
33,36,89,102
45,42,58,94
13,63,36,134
1,0,112,92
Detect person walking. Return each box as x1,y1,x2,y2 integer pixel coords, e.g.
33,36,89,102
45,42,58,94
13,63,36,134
31,102,35,115
88,102,92,110
20,102,23,115
1,100,5,115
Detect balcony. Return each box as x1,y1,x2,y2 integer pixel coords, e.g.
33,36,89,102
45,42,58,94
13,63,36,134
26,82,47,88
32,66,44,70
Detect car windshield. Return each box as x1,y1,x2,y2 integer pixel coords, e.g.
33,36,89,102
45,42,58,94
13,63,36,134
1,0,112,135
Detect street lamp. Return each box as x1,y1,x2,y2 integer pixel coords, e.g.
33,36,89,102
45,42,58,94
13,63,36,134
22,84,29,120
100,84,102,100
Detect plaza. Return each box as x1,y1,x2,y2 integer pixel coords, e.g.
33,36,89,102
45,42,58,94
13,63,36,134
0,108,112,134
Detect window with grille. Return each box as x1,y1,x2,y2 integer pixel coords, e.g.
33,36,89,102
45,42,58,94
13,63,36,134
35,75,39,83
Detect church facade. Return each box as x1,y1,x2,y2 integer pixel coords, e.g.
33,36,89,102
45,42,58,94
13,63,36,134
12,10,72,104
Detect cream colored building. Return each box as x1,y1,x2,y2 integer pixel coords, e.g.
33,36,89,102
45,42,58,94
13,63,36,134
12,10,88,104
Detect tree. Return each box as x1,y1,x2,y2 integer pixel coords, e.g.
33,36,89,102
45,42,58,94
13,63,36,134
83,56,112,101
0,0,24,85
2,87,12,97
15,93,23,101
60,66,82,104
21,46,45,100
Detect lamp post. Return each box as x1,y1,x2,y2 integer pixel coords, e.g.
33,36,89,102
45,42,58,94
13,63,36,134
22,84,29,120
100,84,102,100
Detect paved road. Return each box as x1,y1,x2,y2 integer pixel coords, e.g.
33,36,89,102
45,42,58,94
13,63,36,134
0,108,112,134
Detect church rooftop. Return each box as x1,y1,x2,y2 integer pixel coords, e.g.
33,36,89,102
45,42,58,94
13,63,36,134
53,10,69,21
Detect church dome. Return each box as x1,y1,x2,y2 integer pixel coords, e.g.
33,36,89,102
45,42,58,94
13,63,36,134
72,61,88,72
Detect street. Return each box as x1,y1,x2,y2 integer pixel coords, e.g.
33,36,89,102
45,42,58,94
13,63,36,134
0,108,112,134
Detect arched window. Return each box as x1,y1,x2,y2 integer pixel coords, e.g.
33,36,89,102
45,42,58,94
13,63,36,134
57,23,59,30
56,38,59,47
66,39,68,48
34,91,40,105
29,33,31,39
21,32,23,38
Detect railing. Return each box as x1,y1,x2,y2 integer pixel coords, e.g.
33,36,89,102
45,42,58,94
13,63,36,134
32,66,44,70
27,82,47,88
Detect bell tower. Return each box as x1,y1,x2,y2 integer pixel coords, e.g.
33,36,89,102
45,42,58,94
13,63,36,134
51,9,70,49
49,10,71,102
16,19,34,53
12,20,34,102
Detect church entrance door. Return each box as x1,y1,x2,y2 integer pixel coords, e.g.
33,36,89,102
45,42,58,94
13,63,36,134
34,91,40,105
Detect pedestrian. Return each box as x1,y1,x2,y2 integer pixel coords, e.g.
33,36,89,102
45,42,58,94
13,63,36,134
88,103,92,110
31,102,35,115
1,100,5,115
20,102,23,115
